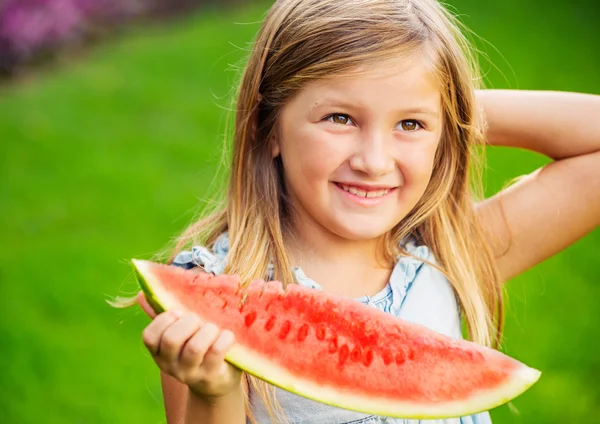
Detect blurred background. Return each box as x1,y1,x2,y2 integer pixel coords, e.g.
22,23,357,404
1,0,599,423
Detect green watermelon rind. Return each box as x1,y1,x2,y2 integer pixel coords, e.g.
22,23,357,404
132,259,541,419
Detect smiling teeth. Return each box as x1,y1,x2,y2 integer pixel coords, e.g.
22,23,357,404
340,184,390,198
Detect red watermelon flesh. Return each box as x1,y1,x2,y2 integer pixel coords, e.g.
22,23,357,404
132,259,540,419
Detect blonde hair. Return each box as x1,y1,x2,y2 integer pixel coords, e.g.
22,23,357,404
168,0,503,422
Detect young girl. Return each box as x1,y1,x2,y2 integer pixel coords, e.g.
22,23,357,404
135,0,600,423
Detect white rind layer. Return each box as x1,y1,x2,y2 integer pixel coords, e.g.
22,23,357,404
133,259,541,419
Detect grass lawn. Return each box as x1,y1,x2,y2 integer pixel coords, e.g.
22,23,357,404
1,1,598,422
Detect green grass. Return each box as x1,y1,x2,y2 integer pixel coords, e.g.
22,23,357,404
1,1,598,423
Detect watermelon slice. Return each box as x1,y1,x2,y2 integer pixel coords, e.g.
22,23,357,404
132,259,540,419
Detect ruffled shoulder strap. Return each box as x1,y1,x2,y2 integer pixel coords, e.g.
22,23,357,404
171,233,230,275
394,239,463,339
380,238,433,316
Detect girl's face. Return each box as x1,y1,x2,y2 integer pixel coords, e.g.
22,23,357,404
275,56,443,242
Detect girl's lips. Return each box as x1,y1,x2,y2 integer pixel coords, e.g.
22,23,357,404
335,182,397,191
333,182,397,206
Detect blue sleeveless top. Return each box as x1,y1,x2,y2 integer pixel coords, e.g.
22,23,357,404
173,233,492,424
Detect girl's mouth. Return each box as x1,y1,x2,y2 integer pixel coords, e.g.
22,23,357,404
333,182,398,206
338,183,391,198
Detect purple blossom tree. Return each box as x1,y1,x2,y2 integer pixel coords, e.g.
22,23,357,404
0,0,226,77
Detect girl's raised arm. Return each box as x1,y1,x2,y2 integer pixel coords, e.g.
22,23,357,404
475,90,600,282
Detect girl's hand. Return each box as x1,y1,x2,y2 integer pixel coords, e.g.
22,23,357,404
138,292,243,399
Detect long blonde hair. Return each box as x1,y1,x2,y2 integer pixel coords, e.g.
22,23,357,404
169,0,503,422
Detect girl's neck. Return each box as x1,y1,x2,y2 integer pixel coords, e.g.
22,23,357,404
284,220,393,298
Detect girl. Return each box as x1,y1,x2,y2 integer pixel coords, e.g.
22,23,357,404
135,0,600,423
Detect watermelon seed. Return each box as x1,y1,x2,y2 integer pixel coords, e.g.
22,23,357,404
279,321,292,339
350,346,361,362
297,324,309,342
244,311,257,327
316,325,326,341
395,352,405,366
265,302,273,311
327,336,338,353
222,300,228,309
339,344,350,365
363,349,374,367
408,349,415,361
382,351,393,366
265,316,276,331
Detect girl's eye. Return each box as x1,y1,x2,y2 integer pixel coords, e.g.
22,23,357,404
397,120,422,131
327,114,353,125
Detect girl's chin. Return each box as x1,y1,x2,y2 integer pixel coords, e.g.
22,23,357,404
330,220,397,241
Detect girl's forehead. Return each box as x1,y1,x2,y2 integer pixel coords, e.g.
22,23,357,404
296,55,442,111
335,51,438,81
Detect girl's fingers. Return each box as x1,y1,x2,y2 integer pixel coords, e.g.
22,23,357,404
142,311,180,355
158,313,202,364
137,291,157,319
202,330,236,373
143,311,237,391
179,323,221,369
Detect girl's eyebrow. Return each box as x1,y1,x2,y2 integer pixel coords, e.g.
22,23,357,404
310,98,359,112
311,99,440,119
399,107,440,119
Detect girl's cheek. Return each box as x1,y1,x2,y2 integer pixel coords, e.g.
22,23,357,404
394,155,436,192
300,140,349,172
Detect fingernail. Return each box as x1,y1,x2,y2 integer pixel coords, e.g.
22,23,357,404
170,310,183,319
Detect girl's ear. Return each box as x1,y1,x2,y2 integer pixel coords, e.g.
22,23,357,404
254,92,281,158
250,94,262,143
250,92,280,157
271,136,280,158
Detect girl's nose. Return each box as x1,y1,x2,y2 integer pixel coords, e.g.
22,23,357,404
349,130,394,177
